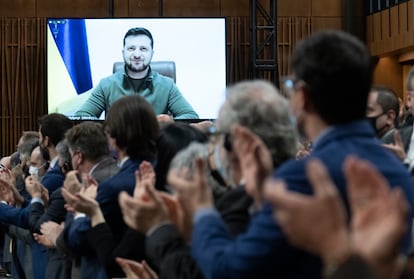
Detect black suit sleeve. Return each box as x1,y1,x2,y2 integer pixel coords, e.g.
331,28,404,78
86,223,145,278
28,188,67,234
145,224,204,279
327,255,378,279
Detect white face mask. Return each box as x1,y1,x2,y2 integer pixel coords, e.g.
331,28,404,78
29,166,39,178
29,163,45,179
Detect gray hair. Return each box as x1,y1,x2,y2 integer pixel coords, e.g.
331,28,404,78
169,142,228,201
56,139,71,166
215,80,298,168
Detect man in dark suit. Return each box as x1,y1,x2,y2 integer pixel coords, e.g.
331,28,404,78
30,122,119,279
168,30,414,279
64,96,159,279
366,85,399,143
0,113,72,279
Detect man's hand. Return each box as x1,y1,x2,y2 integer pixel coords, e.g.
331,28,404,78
61,187,100,218
167,157,213,218
383,130,406,161
25,176,43,198
156,114,174,125
344,156,408,279
119,162,169,233
232,124,273,207
39,221,64,247
33,233,55,248
265,159,350,265
0,167,16,188
116,258,158,279
63,171,83,195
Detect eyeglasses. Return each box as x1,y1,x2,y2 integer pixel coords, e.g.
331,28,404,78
282,78,305,98
207,127,232,152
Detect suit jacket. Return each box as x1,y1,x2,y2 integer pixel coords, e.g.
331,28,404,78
327,255,377,279
142,187,252,279
86,223,145,278
0,161,66,228
145,224,204,279
191,120,414,279
28,188,66,234
29,188,71,279
88,156,119,184
66,158,141,249
41,163,64,195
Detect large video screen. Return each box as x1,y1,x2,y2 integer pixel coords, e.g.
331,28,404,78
47,18,226,120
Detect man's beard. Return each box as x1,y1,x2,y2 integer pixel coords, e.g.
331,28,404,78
126,61,149,73
40,145,50,162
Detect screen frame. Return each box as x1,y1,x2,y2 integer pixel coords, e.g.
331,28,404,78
46,17,227,122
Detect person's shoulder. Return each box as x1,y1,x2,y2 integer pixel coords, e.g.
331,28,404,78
275,157,306,178
97,71,125,86
151,71,175,85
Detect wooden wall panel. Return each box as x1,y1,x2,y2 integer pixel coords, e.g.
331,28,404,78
36,0,110,17
0,0,36,17
311,17,342,32
220,0,250,16
127,0,159,17
278,0,311,16
373,56,403,97
390,6,399,51
367,0,414,56
0,18,46,157
380,10,391,53
114,0,129,17
164,0,220,17
399,2,409,47
311,0,342,17
278,17,311,77
408,0,414,46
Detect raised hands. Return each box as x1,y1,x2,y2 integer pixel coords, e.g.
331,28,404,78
119,161,169,233
116,258,158,279
25,176,49,205
0,168,17,205
265,156,409,279
383,130,406,161
33,221,64,248
167,157,213,218
231,124,273,207
265,159,350,264
61,185,99,214
345,156,408,279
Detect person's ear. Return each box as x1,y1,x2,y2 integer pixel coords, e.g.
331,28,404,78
386,109,396,125
43,136,50,148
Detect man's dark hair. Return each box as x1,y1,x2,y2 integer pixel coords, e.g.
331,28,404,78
104,95,159,160
291,30,373,125
123,27,153,49
371,85,400,127
65,122,110,162
155,122,207,191
38,113,73,147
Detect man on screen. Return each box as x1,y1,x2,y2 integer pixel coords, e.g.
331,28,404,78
75,27,199,119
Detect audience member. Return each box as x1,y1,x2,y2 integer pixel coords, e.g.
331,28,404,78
367,85,399,142
155,122,207,192
266,156,408,279
166,30,414,279
64,95,159,279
